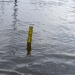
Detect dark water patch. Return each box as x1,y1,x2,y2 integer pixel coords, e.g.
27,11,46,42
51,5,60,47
9,55,46,64
15,64,48,75
69,22,75,24
60,25,71,30
0,69,23,75
43,62,75,75
69,7,75,13
43,53,75,60
10,56,36,64
15,61,75,75
0,59,16,70
28,62,57,75
70,10,75,13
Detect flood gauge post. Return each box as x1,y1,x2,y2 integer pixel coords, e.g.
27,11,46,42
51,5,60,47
27,26,33,55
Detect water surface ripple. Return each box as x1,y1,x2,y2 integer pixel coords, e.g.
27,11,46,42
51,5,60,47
0,0,75,75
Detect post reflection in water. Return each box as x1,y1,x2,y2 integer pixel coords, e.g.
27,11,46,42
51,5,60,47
0,0,5,24
1,0,5,14
9,0,18,55
13,0,18,30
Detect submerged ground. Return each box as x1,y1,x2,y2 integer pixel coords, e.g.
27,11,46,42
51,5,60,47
0,0,75,75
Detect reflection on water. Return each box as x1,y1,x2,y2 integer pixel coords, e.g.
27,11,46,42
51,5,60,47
13,0,18,30
0,0,5,14
0,0,5,24
9,0,18,55
0,0,75,75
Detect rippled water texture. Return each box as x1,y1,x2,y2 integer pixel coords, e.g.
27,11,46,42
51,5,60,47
0,0,75,75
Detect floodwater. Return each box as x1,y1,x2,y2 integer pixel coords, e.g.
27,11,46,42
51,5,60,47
0,0,75,75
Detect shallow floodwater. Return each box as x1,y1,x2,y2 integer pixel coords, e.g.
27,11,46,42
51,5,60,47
0,0,75,75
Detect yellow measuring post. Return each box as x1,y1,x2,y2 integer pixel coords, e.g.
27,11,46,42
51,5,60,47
27,26,33,55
